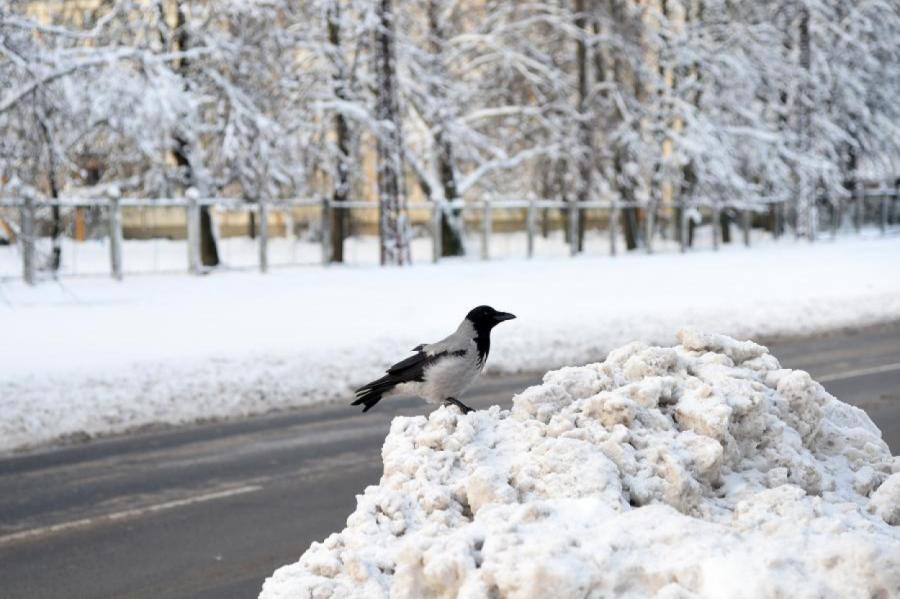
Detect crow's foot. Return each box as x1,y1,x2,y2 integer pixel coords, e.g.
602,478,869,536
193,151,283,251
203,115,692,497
443,397,474,414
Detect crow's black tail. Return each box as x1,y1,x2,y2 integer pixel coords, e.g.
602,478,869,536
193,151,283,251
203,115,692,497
352,376,396,413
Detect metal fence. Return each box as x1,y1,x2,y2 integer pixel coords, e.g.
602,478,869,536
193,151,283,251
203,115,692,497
1,180,898,284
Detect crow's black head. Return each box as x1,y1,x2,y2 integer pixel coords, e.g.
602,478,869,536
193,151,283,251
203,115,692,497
466,305,516,331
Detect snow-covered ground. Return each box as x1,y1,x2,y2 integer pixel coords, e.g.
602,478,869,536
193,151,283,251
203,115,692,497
0,224,779,278
259,331,900,599
1,235,900,453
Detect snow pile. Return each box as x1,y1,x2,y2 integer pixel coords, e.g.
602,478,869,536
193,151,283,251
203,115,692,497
259,330,900,599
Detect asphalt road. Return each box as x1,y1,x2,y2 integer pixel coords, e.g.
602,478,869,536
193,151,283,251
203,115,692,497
1,323,899,599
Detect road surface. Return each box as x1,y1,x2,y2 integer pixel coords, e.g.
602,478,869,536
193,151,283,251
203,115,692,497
1,323,899,599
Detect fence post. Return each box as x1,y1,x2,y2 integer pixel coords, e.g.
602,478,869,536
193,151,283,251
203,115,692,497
526,198,536,259
320,197,332,265
775,201,786,239
431,201,442,264
808,199,817,242
772,202,781,241
258,199,269,273
20,195,36,285
767,203,775,241
793,202,800,241
830,198,838,239
108,190,123,281
742,206,751,247
778,202,785,240
895,179,900,227
644,200,654,254
854,181,863,233
609,200,618,257
881,188,889,235
285,204,297,264
711,204,721,250
481,199,491,261
186,188,201,274
567,200,578,256
894,179,900,229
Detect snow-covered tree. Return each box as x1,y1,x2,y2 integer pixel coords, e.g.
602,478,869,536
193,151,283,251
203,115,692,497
396,1,576,254
1,2,192,269
3,0,898,270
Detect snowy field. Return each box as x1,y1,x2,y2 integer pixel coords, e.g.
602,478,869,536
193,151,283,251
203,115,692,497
1,235,900,453
260,331,900,598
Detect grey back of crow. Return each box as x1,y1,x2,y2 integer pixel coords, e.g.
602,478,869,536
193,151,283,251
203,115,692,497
352,305,516,413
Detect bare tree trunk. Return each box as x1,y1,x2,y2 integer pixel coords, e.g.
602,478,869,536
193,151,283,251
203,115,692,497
796,5,813,239
373,0,410,265
602,0,640,250
621,207,639,249
36,111,62,271
556,161,571,243
574,0,592,253
678,0,702,250
327,1,350,263
721,210,732,243
539,166,552,237
675,164,697,247
615,150,640,250
428,0,464,257
174,144,218,266
48,177,62,271
435,135,464,257
842,145,858,206
173,0,218,267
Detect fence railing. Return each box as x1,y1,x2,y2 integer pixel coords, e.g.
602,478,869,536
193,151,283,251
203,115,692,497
1,181,898,284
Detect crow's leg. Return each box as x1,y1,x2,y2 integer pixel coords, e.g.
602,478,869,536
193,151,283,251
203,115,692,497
443,397,474,414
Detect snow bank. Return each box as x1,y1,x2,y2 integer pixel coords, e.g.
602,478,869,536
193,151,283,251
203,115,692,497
259,330,900,599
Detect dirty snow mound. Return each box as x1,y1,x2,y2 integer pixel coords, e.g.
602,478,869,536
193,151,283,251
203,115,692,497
260,330,900,599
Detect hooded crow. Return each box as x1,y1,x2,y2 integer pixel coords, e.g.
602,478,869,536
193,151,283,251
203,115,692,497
353,305,516,414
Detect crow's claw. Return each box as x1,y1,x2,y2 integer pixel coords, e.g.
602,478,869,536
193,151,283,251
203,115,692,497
443,397,474,414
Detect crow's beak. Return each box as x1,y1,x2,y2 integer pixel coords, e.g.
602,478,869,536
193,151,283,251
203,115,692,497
494,312,516,322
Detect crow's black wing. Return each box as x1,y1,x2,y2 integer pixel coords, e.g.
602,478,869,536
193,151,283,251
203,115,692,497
352,348,466,413
386,347,468,380
385,349,431,380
